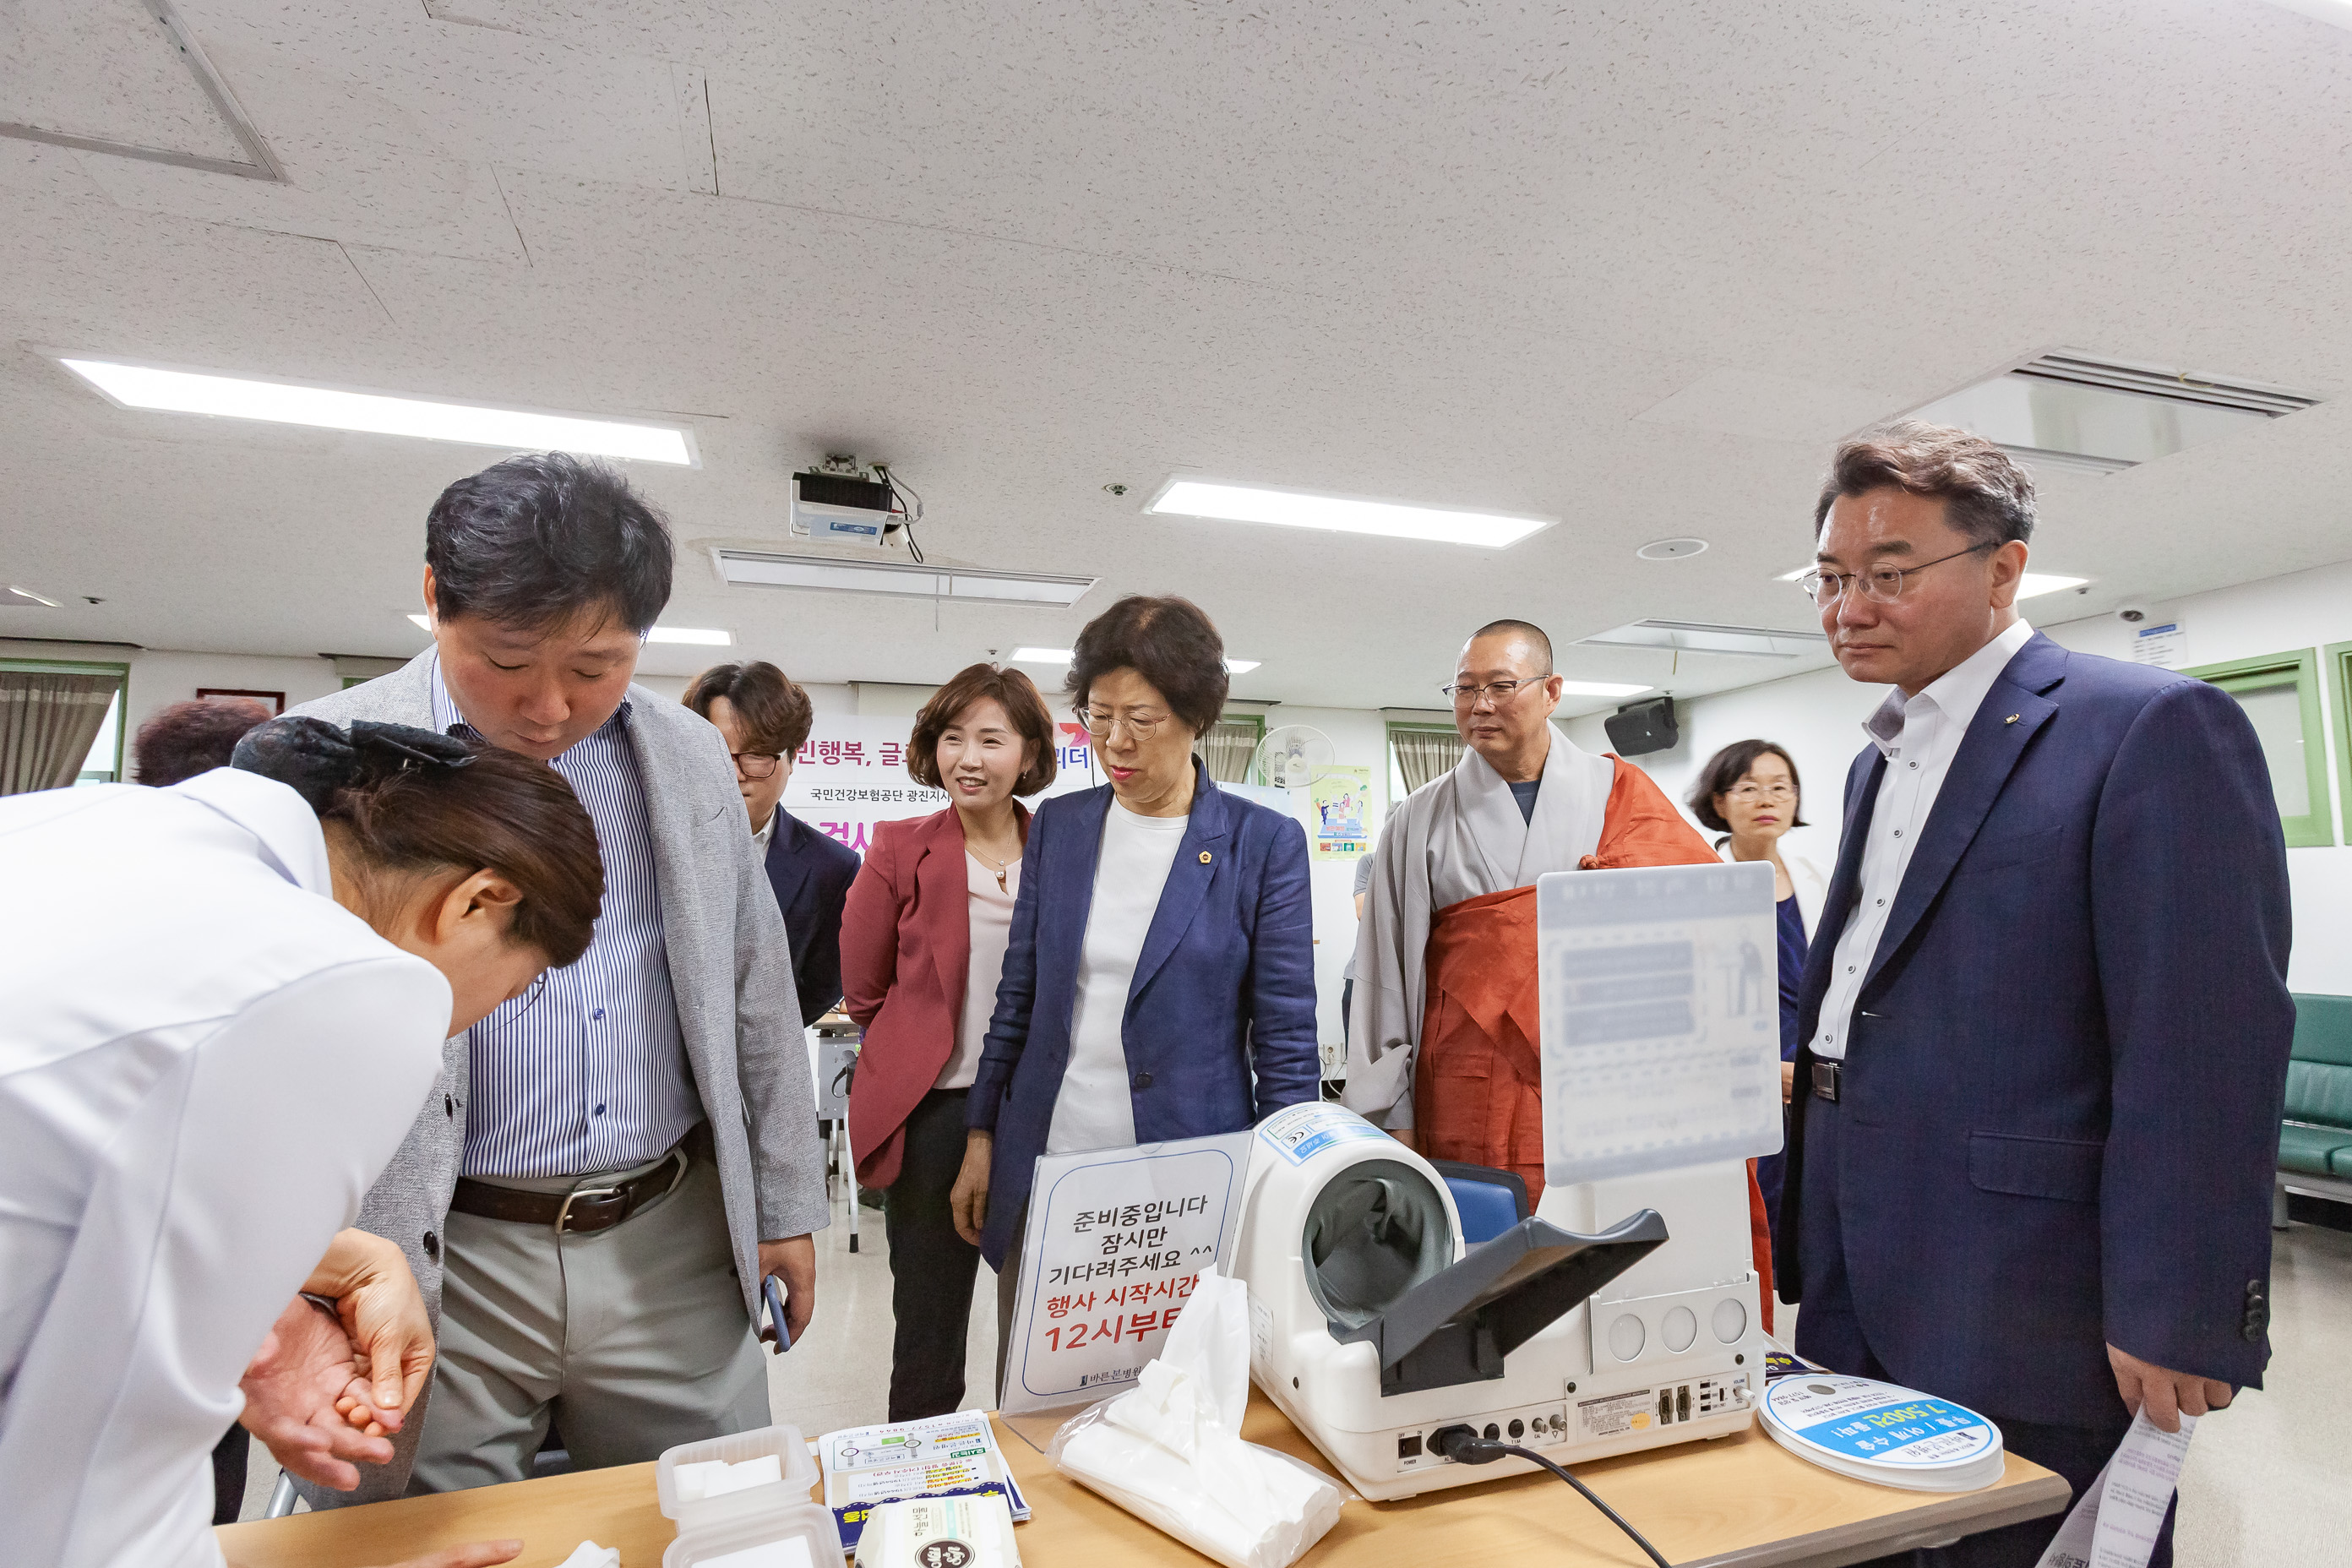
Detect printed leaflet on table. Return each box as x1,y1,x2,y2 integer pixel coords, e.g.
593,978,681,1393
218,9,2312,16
819,1408,1030,1553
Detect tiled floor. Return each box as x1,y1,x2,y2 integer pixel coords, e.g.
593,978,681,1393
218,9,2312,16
240,1198,2352,1566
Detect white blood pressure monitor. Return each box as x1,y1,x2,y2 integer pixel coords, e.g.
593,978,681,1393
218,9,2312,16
1233,862,1780,1501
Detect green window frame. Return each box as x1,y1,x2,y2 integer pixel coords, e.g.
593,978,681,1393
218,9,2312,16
1,657,132,784
1193,710,1266,783
2185,647,2332,848
2325,641,2352,846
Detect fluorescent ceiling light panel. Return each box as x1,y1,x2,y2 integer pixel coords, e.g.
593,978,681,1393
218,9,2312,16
1010,645,1260,674
1904,351,2316,474
1582,620,1828,660
61,359,696,466
1557,680,1652,697
406,613,727,645
7,584,62,607
1146,479,1555,549
2017,574,2088,601
713,550,1097,608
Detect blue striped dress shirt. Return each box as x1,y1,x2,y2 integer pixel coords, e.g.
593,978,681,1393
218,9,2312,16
432,657,701,1176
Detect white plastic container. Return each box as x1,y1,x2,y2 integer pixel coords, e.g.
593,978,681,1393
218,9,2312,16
656,1424,822,1533
662,1498,843,1568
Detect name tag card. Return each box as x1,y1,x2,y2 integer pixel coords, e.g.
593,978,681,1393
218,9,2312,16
999,1130,1253,1415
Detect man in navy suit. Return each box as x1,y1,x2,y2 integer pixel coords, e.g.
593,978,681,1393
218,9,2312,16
686,662,862,1025
1777,422,2293,1567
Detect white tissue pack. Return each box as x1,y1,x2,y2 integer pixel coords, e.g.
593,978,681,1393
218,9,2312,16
656,1422,841,1568
853,1494,1022,1568
1049,1271,1348,1568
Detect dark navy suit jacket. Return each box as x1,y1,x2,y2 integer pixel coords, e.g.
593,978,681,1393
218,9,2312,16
1776,631,2294,1426
966,761,1320,1267
765,809,862,1027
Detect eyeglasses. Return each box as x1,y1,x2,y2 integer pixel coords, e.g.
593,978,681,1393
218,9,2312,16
1724,783,1796,803
1797,543,1994,607
1440,678,1538,705
731,751,782,780
1080,708,1170,739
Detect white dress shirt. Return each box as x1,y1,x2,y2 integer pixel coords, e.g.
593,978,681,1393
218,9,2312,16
940,852,1020,1092
1047,803,1189,1155
1811,618,2035,1061
0,770,449,1568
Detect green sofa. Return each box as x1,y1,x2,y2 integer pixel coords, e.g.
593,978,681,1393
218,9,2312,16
2277,992,2352,1224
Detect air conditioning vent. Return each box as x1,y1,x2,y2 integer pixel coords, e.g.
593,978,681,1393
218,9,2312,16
1905,351,2319,475
2014,353,2318,417
1580,621,1827,659
712,549,1097,608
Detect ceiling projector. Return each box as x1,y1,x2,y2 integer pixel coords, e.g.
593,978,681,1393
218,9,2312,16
791,460,896,547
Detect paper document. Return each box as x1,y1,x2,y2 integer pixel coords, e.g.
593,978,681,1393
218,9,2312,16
2033,1410,2196,1568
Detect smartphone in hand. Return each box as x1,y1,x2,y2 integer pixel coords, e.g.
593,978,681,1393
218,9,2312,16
761,1273,792,1353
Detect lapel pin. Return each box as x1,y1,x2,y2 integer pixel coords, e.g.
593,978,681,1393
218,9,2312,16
1200,851,1213,864
2004,714,2019,725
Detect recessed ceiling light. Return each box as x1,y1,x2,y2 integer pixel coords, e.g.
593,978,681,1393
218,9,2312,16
6,584,63,607
714,550,1097,608
405,613,729,645
1010,645,1260,674
1145,478,1555,549
1778,566,2088,600
1636,538,1707,561
61,358,697,466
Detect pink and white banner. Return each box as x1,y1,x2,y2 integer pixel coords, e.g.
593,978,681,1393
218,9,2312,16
781,714,1102,858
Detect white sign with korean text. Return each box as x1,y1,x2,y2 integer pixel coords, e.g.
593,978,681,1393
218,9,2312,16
780,714,1100,858
998,1130,1254,1416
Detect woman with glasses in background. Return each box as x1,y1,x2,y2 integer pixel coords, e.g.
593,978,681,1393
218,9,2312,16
945,596,1319,1398
1687,738,1825,1244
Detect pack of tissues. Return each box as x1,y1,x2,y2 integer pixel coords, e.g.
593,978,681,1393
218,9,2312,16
674,1453,787,1502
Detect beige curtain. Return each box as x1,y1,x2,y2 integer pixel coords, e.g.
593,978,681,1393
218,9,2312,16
0,672,117,795
1196,719,1260,784
1391,727,1464,793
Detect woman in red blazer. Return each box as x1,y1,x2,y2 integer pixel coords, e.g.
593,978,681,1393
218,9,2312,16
841,663,1059,1421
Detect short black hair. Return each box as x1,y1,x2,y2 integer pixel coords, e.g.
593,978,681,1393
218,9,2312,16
1686,738,1809,835
1467,619,1554,677
1815,420,2035,551
683,661,817,756
134,697,274,786
425,452,674,634
1067,595,1228,738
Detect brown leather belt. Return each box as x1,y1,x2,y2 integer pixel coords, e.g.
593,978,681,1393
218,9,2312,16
450,1122,710,1234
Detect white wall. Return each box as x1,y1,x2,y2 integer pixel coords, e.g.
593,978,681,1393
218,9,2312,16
1564,556,2352,996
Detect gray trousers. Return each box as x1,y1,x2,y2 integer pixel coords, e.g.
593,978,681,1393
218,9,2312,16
410,1152,770,1492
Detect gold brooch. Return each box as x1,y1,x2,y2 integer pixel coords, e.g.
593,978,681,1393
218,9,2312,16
2004,714,2019,725
1199,851,1213,863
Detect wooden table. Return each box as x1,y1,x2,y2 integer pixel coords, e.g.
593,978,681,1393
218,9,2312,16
218,1391,2067,1568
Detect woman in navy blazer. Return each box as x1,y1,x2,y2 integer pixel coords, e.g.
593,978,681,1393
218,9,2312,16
949,596,1319,1372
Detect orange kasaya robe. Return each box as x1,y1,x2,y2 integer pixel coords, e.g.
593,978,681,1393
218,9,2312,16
1413,755,1776,1329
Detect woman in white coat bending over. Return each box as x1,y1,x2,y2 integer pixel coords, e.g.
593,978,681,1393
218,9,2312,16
0,718,602,1568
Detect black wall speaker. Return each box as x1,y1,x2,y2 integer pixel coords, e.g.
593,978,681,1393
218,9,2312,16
1603,696,1679,757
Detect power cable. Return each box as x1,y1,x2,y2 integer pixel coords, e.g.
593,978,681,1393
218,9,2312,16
1429,1427,1671,1568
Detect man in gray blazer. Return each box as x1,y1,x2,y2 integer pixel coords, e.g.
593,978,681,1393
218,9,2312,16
293,452,826,1500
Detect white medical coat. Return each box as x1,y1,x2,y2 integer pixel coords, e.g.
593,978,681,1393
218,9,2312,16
0,770,449,1568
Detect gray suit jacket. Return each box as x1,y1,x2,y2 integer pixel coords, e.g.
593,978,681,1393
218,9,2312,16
291,651,826,1500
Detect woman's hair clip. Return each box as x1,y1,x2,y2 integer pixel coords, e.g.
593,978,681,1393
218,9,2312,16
231,716,476,812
